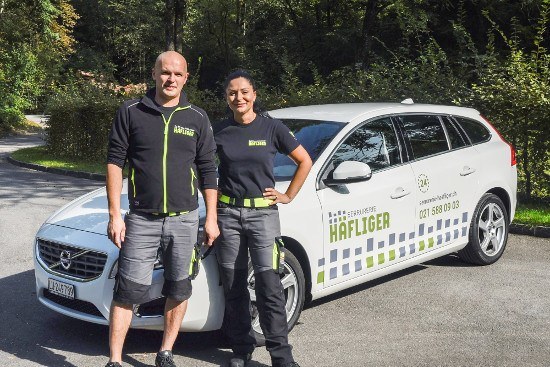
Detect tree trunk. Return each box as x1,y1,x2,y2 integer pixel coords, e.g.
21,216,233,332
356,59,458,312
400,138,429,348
174,0,185,53
165,0,186,52
359,0,379,67
165,0,175,51
236,0,246,36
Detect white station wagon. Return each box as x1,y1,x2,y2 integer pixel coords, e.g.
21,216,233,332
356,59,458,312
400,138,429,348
34,101,517,341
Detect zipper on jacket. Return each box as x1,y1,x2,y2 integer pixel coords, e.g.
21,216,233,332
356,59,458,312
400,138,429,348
190,167,197,196
161,106,189,213
131,168,136,197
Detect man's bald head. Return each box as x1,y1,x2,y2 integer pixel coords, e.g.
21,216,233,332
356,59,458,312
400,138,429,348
154,51,188,74
152,51,189,107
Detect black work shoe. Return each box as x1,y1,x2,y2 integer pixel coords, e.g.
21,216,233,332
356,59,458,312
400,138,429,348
105,362,122,367
155,350,176,367
229,353,252,367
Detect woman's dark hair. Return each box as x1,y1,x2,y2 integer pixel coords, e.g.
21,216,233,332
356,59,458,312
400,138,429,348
223,69,257,92
223,69,268,116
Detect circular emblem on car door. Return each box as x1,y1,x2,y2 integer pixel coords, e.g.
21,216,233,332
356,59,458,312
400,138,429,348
60,250,72,270
418,174,430,193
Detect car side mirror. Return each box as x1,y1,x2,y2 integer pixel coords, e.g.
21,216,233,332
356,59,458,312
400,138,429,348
323,161,372,186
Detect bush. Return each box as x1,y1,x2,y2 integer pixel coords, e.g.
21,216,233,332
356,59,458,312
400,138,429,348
46,81,122,161
470,5,550,200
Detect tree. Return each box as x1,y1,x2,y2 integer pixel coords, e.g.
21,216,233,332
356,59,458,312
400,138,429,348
0,0,77,129
472,0,550,199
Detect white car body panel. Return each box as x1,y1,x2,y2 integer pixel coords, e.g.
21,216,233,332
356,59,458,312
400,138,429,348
34,102,517,331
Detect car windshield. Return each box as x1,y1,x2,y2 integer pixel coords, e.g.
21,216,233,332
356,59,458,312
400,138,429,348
274,119,345,180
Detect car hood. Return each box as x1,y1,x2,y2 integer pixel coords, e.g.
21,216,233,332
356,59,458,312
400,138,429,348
43,180,289,235
43,180,206,235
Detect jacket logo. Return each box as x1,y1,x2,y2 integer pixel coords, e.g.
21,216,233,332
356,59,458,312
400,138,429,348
174,125,195,137
248,140,267,146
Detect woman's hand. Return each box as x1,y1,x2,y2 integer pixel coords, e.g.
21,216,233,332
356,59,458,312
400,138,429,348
263,188,292,205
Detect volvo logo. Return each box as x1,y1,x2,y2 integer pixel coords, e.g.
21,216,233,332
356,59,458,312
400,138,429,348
60,250,72,270
48,248,90,271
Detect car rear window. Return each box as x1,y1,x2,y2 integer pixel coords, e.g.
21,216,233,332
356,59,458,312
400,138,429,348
453,116,491,144
398,115,449,159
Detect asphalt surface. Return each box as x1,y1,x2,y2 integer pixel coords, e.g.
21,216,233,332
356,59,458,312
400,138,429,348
0,133,549,367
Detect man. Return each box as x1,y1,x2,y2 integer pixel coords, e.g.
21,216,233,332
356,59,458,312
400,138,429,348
105,51,219,367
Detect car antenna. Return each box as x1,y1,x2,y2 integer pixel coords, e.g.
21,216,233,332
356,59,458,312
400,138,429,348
401,98,414,104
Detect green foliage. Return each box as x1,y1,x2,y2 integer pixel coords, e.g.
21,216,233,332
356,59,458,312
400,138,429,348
11,146,112,175
471,1,550,199
514,202,550,226
261,39,468,109
8,0,548,199
46,81,122,161
0,0,78,129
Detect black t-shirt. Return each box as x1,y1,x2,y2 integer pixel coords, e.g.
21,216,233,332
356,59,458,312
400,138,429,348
214,115,300,198
154,102,178,120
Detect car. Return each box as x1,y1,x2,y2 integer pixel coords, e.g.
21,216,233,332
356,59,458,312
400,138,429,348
34,100,517,342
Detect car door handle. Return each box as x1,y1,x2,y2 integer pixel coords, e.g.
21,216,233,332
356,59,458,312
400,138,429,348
390,187,410,199
460,166,476,176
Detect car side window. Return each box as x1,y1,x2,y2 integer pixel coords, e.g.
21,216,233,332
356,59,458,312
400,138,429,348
453,116,491,144
442,116,467,149
398,115,448,159
329,117,401,172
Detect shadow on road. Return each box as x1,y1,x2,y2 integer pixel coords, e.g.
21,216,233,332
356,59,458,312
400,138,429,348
0,159,104,207
306,252,472,310
0,134,44,149
0,270,269,367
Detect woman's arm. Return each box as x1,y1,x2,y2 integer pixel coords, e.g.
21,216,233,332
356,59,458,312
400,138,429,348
263,145,312,204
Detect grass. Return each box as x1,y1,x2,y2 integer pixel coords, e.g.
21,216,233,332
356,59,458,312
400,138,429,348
11,146,110,175
514,203,550,227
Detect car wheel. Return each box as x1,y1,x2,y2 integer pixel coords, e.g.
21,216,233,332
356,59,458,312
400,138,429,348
247,248,305,346
458,193,509,265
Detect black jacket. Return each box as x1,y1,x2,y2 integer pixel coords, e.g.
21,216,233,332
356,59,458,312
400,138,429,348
107,88,217,213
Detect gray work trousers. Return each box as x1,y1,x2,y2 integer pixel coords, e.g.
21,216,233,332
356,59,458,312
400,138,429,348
216,203,294,367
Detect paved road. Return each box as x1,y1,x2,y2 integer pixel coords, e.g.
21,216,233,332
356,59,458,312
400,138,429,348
0,133,549,366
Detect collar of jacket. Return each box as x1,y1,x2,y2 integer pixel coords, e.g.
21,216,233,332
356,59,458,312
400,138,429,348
140,88,191,113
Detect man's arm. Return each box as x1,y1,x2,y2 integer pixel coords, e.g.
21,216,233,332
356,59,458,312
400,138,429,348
107,163,125,248
202,188,219,246
195,113,219,246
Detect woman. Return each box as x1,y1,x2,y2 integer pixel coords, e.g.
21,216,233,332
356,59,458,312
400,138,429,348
213,70,312,367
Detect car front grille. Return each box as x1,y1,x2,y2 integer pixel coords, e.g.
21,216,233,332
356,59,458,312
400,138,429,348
43,290,104,318
37,238,108,280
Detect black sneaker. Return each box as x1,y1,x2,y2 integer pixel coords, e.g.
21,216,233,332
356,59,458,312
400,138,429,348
229,353,252,367
105,362,122,367
155,350,176,367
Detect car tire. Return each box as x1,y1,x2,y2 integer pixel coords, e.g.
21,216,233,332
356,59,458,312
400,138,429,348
247,248,305,346
458,193,509,265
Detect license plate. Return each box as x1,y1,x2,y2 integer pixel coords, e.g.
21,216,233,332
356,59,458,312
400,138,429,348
48,278,75,300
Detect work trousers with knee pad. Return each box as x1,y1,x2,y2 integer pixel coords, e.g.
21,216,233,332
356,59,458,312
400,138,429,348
216,204,294,367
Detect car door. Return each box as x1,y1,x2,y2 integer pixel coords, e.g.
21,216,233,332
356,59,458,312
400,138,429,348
396,114,479,255
315,117,417,287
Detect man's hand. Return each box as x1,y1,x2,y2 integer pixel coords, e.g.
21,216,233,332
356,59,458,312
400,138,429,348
107,215,126,248
203,218,219,247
